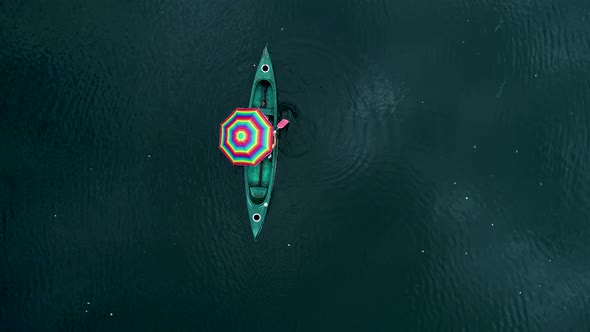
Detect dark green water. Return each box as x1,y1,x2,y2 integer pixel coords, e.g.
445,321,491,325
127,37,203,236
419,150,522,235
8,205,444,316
2,0,590,331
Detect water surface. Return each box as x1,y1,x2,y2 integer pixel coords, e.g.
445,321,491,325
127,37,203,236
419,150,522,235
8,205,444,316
2,0,590,331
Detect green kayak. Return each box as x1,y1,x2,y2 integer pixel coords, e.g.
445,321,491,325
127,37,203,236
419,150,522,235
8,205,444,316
245,44,278,239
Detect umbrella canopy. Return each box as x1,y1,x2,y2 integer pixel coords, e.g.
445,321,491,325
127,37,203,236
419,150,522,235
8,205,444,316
219,108,273,166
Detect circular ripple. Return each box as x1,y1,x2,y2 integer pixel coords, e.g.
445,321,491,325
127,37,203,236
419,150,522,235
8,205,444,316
272,38,409,192
320,69,408,191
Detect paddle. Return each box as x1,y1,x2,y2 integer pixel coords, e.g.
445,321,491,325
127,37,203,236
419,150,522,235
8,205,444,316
276,119,289,130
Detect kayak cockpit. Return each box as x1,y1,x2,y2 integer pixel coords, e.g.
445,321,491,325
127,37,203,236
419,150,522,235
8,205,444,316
246,158,272,205
254,80,275,115
250,187,267,200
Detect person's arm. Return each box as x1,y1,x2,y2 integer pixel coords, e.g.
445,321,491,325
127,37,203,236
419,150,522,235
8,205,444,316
271,130,277,149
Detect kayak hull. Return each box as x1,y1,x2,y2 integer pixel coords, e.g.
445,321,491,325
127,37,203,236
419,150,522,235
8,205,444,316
244,45,278,239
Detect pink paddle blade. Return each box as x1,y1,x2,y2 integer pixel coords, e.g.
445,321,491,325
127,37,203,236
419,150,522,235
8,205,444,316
277,119,289,129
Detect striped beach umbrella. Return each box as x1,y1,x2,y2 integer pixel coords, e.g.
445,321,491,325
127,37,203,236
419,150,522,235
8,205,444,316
219,108,273,166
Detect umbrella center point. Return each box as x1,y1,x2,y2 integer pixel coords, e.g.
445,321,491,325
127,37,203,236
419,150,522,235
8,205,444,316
236,130,247,142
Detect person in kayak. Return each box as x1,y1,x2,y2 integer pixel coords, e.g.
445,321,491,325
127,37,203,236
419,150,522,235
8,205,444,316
266,114,277,159
267,129,277,159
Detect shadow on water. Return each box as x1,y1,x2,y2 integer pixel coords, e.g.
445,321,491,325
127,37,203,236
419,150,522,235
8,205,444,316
276,101,317,160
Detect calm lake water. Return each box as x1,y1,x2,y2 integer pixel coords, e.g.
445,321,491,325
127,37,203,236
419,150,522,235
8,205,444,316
2,0,590,331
